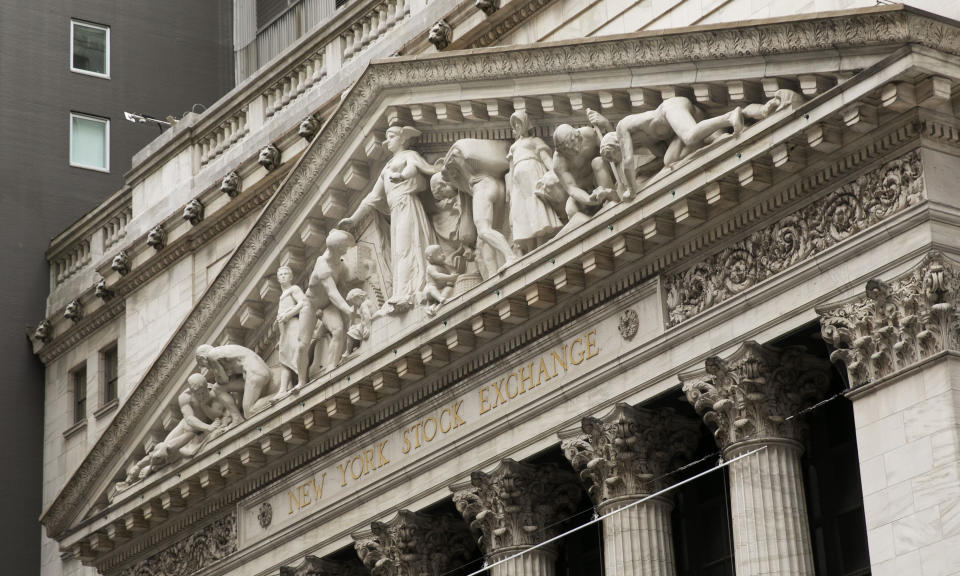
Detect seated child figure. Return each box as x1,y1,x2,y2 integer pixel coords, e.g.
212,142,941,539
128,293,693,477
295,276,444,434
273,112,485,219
422,244,459,315
343,288,374,358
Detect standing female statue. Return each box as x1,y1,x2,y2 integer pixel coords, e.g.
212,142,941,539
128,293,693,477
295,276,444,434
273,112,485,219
275,265,304,396
507,111,562,253
339,125,437,315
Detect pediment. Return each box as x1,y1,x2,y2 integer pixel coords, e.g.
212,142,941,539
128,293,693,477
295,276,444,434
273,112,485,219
44,6,960,567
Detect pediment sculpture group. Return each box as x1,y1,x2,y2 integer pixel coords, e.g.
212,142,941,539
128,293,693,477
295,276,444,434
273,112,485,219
109,91,801,500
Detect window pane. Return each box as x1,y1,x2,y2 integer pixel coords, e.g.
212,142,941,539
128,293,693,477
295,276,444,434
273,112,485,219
73,366,87,423
71,115,107,170
72,23,107,74
103,345,118,403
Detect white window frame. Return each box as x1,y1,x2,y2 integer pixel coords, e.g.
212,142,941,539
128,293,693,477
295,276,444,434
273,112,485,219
69,112,110,173
70,20,110,79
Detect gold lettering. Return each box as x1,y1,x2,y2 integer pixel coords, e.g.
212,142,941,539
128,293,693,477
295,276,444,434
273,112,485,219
401,428,411,454
363,448,376,475
439,408,452,433
505,372,519,399
479,387,492,415
551,346,567,376
452,400,465,428
585,329,600,360
423,417,438,442
350,454,364,480
377,441,390,466
337,463,348,487
300,482,312,507
519,363,533,393
570,337,585,365
312,472,325,501
491,378,507,408
413,422,423,449
537,357,552,386
288,489,299,514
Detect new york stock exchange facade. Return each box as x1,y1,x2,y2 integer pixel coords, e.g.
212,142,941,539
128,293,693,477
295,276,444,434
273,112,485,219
35,4,960,576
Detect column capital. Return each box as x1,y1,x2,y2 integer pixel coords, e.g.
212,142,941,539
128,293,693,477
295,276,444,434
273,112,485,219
279,555,365,576
680,341,829,450
451,459,582,555
352,510,475,576
818,250,960,389
560,403,699,506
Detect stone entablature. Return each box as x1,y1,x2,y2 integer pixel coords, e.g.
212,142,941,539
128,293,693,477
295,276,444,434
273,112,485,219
38,8,960,572
818,250,960,389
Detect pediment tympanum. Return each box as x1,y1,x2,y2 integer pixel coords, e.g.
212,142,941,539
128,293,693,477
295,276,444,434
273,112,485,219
44,6,960,570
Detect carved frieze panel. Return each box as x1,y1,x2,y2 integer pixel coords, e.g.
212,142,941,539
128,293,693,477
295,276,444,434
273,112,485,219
117,512,236,576
663,149,924,326
818,250,960,388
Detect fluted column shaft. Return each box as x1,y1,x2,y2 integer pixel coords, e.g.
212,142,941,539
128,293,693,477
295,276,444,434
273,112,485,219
598,496,675,576
726,439,814,576
490,547,555,576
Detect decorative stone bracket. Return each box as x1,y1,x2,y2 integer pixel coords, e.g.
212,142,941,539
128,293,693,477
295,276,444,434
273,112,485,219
818,250,960,389
680,341,830,450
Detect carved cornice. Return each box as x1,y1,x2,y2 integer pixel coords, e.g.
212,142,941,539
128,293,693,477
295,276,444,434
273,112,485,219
680,342,830,450
663,149,925,327
451,459,581,554
352,510,475,576
42,6,956,537
117,512,236,576
561,403,699,505
818,250,960,389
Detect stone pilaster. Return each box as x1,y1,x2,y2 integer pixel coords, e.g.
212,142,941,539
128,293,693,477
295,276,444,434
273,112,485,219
819,251,960,575
352,509,475,576
451,459,582,576
681,341,830,576
560,403,699,576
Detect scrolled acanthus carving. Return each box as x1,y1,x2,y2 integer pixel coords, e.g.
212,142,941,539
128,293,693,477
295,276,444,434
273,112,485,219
664,150,924,326
451,459,582,554
183,198,205,225
561,403,699,505
680,341,830,450
112,250,131,276
259,144,281,171
146,224,166,250
352,509,475,576
64,299,84,322
428,20,452,50
818,250,960,389
118,512,237,576
221,171,241,197
280,555,366,576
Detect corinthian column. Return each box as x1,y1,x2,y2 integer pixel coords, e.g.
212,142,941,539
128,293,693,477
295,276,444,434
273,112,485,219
451,459,582,576
561,404,698,576
352,509,475,576
681,341,829,576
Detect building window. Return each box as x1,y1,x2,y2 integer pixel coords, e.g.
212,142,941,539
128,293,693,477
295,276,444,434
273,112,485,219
72,364,88,424
70,20,109,77
70,113,109,172
101,344,118,404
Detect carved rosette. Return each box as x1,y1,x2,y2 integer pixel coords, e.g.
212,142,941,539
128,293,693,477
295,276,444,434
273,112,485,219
352,509,475,576
680,342,830,451
280,555,366,576
562,404,699,506
818,250,960,388
451,459,582,556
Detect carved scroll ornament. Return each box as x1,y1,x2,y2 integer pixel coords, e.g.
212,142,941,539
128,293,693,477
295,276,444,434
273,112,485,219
353,509,475,576
664,150,924,326
818,250,960,389
118,513,236,576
